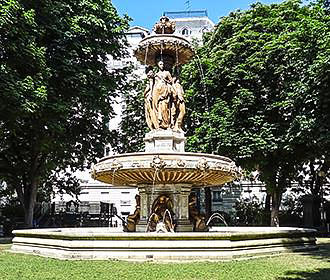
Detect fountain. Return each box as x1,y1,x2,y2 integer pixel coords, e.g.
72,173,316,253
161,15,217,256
11,16,317,261
90,15,238,233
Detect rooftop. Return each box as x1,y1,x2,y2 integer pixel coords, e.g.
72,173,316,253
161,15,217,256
163,10,208,19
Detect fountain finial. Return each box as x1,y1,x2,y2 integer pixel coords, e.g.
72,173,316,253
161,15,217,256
153,16,176,34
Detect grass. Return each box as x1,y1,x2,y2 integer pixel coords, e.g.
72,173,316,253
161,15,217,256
0,240,329,280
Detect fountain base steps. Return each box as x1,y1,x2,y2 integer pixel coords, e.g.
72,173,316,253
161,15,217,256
11,227,317,261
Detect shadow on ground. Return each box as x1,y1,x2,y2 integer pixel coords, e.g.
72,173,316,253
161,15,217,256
277,268,330,280
298,242,330,261
0,238,12,245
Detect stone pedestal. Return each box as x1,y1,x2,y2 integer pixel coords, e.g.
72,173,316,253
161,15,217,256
144,129,186,152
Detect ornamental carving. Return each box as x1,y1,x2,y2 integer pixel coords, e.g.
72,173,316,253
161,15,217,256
109,159,123,171
196,158,209,171
150,155,166,170
131,161,141,168
176,159,186,167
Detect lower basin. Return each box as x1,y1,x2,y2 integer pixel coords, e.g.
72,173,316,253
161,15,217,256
11,227,317,261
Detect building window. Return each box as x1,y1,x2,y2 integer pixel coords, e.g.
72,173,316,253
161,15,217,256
80,192,89,195
101,192,109,195
181,28,191,36
212,191,223,202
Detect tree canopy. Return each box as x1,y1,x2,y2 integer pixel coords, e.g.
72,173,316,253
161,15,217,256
181,0,330,225
0,0,129,226
109,73,146,154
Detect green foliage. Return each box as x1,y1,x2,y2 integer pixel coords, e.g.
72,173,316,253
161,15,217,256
0,0,129,226
181,0,330,224
234,195,264,226
109,73,147,154
184,0,329,160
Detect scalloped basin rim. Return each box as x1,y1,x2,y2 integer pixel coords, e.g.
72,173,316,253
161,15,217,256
98,152,235,163
92,152,239,186
138,34,193,45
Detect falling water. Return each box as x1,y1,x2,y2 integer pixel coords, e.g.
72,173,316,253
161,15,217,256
112,169,116,186
145,213,158,232
194,54,215,153
152,169,158,187
206,212,228,227
144,43,149,65
160,41,163,61
175,43,179,66
151,169,158,221
145,209,175,233
163,209,174,232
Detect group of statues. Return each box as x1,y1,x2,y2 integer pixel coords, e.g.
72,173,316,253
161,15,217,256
126,193,207,232
141,16,187,131
126,194,175,232
147,195,175,232
144,61,186,131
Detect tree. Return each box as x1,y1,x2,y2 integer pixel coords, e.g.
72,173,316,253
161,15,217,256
109,73,147,154
181,0,330,226
0,0,129,227
234,195,264,226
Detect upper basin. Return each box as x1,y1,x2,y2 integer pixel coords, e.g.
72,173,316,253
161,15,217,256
134,34,195,66
91,152,239,187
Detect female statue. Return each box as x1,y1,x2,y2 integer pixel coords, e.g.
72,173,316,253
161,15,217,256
171,76,186,131
144,69,159,130
144,60,185,131
152,60,175,129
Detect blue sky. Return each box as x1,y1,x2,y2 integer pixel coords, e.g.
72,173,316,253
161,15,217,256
112,0,285,29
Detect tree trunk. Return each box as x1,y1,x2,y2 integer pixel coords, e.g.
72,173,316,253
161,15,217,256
17,179,39,228
204,187,212,220
271,190,282,227
264,192,271,225
24,203,35,228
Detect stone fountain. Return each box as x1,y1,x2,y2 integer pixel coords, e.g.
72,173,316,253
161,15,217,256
91,15,238,232
11,16,317,261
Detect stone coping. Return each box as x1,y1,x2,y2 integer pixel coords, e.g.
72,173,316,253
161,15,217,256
13,227,316,241
98,152,235,164
11,227,317,261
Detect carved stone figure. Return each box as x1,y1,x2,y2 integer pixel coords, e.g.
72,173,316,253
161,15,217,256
126,195,141,232
171,77,186,131
147,194,175,232
153,61,175,129
144,69,159,130
144,60,186,131
188,193,207,231
141,16,188,132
